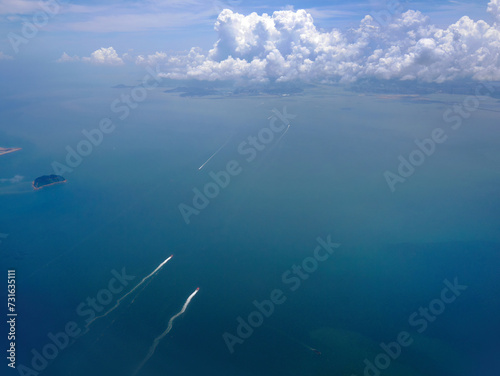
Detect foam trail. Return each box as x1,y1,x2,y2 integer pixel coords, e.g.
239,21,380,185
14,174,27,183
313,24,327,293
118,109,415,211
275,124,290,144
84,255,173,330
198,137,231,170
134,288,200,375
272,107,293,145
130,278,153,305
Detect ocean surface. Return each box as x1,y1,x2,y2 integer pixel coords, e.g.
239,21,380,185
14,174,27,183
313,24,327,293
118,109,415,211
1,75,499,376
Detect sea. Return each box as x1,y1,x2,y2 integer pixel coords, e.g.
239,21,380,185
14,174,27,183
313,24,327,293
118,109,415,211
1,64,499,376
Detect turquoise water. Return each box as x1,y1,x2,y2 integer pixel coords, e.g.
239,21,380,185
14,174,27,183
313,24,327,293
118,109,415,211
1,81,499,375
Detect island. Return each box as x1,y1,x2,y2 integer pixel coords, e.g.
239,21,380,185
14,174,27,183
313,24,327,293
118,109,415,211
32,175,67,190
0,147,21,156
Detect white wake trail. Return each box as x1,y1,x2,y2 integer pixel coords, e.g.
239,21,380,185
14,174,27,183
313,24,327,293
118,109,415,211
84,255,173,330
198,136,231,170
275,124,291,144
134,288,200,375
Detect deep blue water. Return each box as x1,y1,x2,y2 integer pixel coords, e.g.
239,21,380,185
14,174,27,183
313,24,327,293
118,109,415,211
1,81,499,376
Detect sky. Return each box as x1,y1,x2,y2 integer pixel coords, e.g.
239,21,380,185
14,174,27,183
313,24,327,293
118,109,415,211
0,0,499,85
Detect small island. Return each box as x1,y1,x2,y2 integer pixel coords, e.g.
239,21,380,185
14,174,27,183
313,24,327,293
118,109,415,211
32,175,67,190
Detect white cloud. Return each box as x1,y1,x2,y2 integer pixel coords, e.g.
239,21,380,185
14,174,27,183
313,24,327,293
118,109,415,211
56,52,80,63
82,47,124,66
303,6,358,21
57,47,124,66
56,0,224,32
488,0,500,22
148,1,500,83
66,10,216,32
0,0,43,15
0,51,13,60
0,0,221,31
136,51,168,66
0,175,23,184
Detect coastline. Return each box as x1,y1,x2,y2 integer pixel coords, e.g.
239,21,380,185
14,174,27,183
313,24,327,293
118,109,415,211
32,179,67,191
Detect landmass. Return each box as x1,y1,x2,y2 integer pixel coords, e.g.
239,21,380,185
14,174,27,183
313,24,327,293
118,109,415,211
32,175,67,190
0,147,21,156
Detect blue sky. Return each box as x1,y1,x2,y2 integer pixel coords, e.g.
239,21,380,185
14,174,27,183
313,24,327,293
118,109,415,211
0,0,492,58
0,0,498,84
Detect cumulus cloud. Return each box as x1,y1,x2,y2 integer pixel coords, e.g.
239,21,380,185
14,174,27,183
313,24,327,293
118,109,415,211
56,52,80,63
0,175,23,184
83,47,124,65
147,1,500,83
58,47,124,66
135,51,168,66
488,0,500,22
